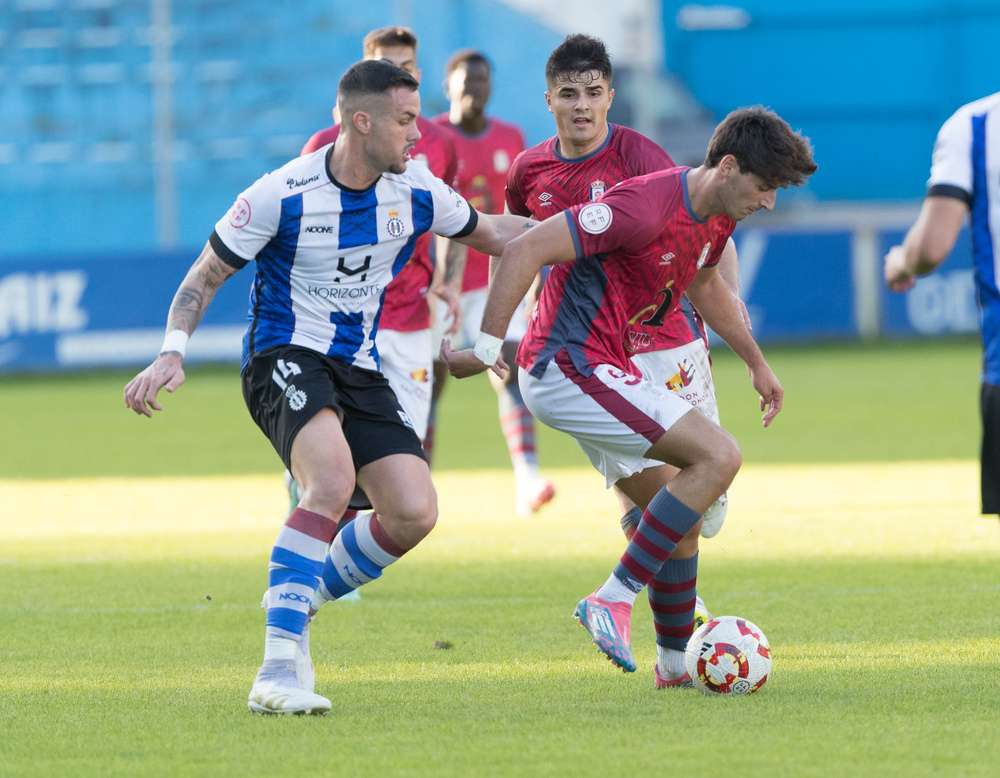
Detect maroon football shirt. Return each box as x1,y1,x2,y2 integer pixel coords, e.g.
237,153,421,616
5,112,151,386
517,167,735,378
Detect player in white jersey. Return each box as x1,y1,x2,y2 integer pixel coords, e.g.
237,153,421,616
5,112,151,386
124,60,538,715
885,91,1000,515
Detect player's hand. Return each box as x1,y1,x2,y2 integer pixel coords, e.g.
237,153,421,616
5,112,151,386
439,338,508,379
429,282,463,336
124,352,186,417
748,361,783,428
884,245,917,293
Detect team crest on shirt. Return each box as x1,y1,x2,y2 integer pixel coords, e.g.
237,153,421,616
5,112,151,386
386,208,405,238
697,242,712,269
494,149,510,173
589,179,606,201
578,202,613,234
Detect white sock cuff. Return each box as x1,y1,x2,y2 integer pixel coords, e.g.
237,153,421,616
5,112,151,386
355,514,401,568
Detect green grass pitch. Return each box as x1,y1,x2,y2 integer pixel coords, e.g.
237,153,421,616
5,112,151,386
1,339,998,776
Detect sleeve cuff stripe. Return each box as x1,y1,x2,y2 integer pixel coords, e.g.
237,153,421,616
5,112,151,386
449,203,478,239
927,184,972,205
209,230,251,270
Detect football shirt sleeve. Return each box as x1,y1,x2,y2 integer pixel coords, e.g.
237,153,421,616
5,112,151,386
427,172,477,238
927,109,974,204
565,175,680,259
631,136,676,176
504,155,532,217
211,172,282,268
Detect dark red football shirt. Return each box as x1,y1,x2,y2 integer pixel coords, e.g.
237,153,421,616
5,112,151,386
300,116,459,331
507,123,713,356
517,167,736,378
431,115,525,292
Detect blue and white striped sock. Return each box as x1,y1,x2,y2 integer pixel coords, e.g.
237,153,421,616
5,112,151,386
264,508,337,659
316,513,407,601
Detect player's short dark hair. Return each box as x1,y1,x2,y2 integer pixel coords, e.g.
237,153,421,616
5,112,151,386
445,48,491,77
545,34,612,87
362,26,418,56
705,107,818,189
338,58,419,105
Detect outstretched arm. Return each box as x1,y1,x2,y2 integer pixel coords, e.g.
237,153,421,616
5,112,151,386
884,195,968,292
123,241,239,417
450,211,538,258
685,265,782,427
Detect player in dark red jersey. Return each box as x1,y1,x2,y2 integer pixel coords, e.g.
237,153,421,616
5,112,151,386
427,49,554,517
507,34,746,538
503,33,748,687
443,106,816,682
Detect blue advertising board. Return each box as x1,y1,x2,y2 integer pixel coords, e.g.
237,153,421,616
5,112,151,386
0,252,254,372
728,229,856,343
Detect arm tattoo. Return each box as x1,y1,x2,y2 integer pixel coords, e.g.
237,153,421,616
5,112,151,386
166,251,238,334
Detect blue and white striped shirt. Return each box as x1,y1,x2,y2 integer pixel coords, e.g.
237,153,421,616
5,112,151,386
211,145,475,372
928,92,1000,385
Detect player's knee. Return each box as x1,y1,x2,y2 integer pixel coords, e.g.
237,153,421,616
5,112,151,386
387,488,438,546
298,472,354,519
703,432,741,494
714,433,742,487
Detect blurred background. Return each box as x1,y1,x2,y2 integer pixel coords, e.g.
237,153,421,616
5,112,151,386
1,0,996,373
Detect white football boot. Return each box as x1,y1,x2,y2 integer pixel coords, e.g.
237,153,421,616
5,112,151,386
247,660,330,715
700,493,728,538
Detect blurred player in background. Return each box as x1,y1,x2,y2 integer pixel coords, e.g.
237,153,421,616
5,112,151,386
125,59,538,715
504,34,744,686
444,107,816,685
884,91,1000,517
429,49,555,517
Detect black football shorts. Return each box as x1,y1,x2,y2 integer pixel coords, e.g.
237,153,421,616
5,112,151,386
241,345,425,506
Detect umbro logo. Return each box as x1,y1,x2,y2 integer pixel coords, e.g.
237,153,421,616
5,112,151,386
538,192,554,206
660,253,675,265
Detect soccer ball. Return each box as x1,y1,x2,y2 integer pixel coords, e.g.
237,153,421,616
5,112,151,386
685,615,771,696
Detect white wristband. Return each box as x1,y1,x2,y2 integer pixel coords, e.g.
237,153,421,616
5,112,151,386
473,332,504,366
159,329,189,357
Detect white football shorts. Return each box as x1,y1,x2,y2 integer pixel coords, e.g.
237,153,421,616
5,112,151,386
630,339,720,425
377,328,433,442
519,353,694,488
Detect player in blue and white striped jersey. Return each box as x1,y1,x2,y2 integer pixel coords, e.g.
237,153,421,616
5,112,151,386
212,129,468,374
885,90,1000,517
124,59,536,715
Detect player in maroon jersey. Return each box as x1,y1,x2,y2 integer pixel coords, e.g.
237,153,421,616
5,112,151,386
507,34,745,543
427,49,555,517
504,33,749,687
443,106,816,682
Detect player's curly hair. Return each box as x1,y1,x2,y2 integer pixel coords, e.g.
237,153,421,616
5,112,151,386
706,107,818,189
445,49,491,77
362,26,418,57
545,34,612,87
